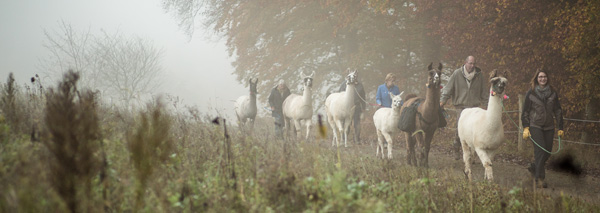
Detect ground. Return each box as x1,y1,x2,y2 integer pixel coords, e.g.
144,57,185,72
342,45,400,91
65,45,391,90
347,128,600,204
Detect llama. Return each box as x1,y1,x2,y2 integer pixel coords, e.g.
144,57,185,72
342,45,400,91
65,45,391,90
458,70,508,181
402,63,443,167
234,78,258,132
282,71,315,140
373,91,404,158
325,69,358,147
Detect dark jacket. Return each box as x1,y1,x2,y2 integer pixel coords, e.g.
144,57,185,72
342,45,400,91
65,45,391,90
268,86,290,116
338,80,366,112
440,66,489,107
521,87,563,130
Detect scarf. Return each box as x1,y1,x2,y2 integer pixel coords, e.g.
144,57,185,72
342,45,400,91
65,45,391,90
535,85,551,101
463,66,476,88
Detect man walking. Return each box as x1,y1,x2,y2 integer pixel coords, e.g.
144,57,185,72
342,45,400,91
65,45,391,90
440,56,489,160
268,80,291,139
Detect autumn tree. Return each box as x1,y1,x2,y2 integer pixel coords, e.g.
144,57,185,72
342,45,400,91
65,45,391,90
411,0,599,142
163,0,437,110
40,21,164,108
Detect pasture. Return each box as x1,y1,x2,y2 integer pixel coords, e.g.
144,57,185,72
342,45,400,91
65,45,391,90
1,72,599,212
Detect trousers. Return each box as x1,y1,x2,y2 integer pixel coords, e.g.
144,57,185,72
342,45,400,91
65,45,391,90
530,127,554,180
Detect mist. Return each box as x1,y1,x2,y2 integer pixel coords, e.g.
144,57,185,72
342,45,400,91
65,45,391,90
0,0,247,120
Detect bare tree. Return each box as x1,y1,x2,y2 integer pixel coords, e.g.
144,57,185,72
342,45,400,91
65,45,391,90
39,21,164,108
93,31,163,107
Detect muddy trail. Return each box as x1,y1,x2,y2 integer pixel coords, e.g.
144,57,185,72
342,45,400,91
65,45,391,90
344,137,600,204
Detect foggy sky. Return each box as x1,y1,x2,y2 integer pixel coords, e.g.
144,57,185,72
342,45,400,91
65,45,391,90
0,0,248,120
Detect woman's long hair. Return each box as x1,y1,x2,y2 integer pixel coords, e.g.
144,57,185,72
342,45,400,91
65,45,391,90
530,69,552,91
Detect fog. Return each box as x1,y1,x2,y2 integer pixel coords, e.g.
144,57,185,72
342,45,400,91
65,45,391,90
0,0,247,120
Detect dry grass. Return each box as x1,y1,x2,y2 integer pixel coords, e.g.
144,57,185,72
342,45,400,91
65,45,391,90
0,71,598,212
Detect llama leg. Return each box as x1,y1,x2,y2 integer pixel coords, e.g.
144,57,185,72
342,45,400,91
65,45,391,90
475,148,493,181
328,115,338,146
305,120,312,141
405,133,416,166
382,132,393,159
415,133,426,167
342,119,351,147
462,141,473,181
283,118,289,139
335,120,344,147
376,130,384,158
422,131,434,167
293,120,302,140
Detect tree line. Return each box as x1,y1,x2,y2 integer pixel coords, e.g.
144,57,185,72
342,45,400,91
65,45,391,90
165,0,599,142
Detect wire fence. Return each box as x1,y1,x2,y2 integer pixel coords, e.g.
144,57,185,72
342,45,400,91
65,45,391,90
442,102,600,147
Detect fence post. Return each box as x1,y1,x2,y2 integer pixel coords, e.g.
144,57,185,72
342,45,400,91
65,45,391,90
518,94,524,152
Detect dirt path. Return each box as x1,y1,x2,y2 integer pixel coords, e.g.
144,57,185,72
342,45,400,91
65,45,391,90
352,141,600,204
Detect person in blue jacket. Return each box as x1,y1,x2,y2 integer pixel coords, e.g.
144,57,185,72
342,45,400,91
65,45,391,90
376,73,401,108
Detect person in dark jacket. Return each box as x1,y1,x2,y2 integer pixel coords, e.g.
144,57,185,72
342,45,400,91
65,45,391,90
338,68,367,144
440,56,489,160
521,70,564,188
268,80,291,139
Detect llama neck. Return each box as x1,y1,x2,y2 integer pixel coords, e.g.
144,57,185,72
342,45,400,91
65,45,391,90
249,93,257,105
423,85,440,110
391,105,402,117
344,83,356,104
302,86,312,105
486,92,503,123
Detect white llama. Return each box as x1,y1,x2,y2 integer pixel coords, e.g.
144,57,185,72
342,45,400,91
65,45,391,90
282,71,315,140
373,92,404,159
458,70,508,181
325,69,359,147
234,78,258,132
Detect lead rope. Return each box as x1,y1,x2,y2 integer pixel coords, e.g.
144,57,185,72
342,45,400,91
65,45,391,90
501,98,562,154
353,86,381,107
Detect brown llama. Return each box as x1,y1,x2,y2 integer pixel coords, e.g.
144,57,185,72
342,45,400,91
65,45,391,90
402,63,443,167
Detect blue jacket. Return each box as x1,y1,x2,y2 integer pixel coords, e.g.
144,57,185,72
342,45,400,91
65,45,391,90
376,84,400,108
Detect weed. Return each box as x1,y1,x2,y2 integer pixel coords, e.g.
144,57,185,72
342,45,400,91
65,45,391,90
43,70,102,213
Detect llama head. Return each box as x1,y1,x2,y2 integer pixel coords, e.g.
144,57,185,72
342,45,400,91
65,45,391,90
426,62,443,88
389,91,405,109
300,71,314,88
248,78,258,95
489,69,508,96
302,71,315,87
346,69,358,85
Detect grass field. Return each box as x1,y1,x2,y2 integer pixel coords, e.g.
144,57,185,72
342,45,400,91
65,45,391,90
1,72,599,212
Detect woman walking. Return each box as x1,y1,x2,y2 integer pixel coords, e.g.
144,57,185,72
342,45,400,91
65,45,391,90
521,70,564,188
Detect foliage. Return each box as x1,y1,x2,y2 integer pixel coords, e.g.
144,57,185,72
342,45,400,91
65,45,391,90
165,0,599,140
127,98,174,210
0,76,599,211
40,21,164,109
43,70,102,213
163,0,438,109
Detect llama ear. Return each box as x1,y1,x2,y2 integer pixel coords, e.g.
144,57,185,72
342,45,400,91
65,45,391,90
310,71,315,78
427,62,433,71
389,92,395,99
489,69,498,80
254,78,259,84
399,91,404,97
502,70,508,79
437,63,443,72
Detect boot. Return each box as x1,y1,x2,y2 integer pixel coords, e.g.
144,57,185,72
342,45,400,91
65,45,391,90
536,179,548,188
527,163,535,176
